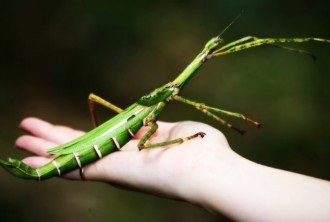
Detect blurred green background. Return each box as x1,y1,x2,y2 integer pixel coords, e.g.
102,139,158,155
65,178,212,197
0,1,329,221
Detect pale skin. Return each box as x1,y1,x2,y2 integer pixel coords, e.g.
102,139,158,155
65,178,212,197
15,117,330,221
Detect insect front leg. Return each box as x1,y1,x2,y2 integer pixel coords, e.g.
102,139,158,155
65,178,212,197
210,36,329,59
88,93,123,127
173,95,260,134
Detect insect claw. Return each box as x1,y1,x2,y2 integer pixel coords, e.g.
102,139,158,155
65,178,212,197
199,132,206,138
245,117,261,128
137,144,145,151
186,132,206,140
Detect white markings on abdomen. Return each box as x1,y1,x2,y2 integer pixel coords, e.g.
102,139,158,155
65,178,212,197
73,152,82,168
52,160,61,176
35,169,41,181
93,145,103,158
111,137,121,150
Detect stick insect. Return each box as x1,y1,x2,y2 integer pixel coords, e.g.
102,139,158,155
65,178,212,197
1,21,329,180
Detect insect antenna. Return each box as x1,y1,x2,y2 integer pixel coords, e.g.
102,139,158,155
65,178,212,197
218,10,244,37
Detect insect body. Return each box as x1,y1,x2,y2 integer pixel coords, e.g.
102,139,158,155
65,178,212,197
1,35,329,180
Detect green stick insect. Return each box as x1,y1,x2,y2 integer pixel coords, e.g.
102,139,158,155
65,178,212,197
1,21,329,181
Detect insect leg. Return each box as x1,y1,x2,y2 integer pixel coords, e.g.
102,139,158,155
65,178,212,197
138,102,205,150
210,37,330,59
216,36,259,51
173,95,260,134
88,93,123,127
137,121,205,150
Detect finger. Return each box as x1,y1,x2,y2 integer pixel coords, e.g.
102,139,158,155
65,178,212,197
22,156,52,168
16,135,57,156
19,117,84,144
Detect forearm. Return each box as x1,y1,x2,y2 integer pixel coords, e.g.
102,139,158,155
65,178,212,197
189,149,330,221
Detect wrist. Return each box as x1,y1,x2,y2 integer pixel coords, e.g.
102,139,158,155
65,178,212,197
174,144,246,212
197,150,246,210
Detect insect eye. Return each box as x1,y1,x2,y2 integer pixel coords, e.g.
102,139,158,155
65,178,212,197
214,37,224,45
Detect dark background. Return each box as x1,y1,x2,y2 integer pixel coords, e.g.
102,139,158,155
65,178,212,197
0,1,329,221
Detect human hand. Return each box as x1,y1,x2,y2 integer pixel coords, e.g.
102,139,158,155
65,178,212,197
16,117,234,204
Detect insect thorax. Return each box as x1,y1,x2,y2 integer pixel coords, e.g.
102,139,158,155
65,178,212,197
137,83,175,106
